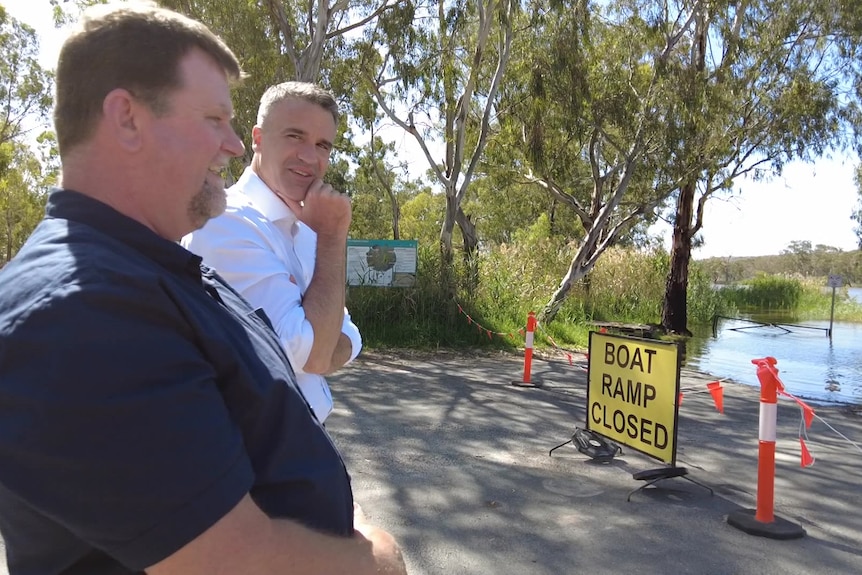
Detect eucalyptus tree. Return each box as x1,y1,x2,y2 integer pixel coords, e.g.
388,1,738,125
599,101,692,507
854,164,862,248
492,0,698,323
349,132,434,239
356,0,519,279
0,7,52,151
0,7,54,264
460,174,557,246
657,0,862,334
0,141,53,265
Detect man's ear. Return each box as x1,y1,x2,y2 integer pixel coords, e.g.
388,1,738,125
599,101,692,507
251,125,263,153
102,88,144,152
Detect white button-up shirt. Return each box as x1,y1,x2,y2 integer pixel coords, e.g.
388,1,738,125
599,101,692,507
182,167,362,422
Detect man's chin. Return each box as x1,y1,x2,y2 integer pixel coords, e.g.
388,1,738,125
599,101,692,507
188,185,227,230
209,196,228,220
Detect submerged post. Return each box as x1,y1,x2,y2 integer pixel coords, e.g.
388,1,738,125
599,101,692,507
826,274,842,339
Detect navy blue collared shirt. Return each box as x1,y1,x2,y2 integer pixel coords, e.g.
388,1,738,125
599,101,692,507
0,190,353,574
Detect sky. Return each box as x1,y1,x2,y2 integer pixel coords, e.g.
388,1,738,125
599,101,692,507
6,0,862,260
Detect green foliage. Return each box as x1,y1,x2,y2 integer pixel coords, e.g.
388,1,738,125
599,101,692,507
802,282,862,322
699,243,862,285
854,164,862,249
716,274,862,320
399,191,449,248
348,228,730,351
0,8,55,265
479,214,572,316
0,141,51,264
0,7,53,147
347,243,513,349
720,274,803,310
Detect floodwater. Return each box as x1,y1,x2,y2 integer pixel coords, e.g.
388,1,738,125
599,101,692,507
681,287,862,406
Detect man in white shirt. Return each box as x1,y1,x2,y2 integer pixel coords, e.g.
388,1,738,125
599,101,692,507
183,82,360,423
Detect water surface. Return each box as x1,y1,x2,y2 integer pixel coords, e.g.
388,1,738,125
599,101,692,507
682,315,861,406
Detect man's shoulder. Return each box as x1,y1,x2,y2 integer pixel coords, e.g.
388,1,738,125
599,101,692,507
0,218,169,326
1,217,125,281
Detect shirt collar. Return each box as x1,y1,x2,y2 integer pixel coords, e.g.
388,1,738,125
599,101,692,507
46,188,203,279
234,167,297,230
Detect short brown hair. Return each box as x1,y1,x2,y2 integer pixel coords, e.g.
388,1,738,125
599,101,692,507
54,1,242,157
257,82,340,128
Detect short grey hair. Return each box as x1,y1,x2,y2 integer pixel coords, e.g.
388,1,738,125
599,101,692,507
256,81,339,127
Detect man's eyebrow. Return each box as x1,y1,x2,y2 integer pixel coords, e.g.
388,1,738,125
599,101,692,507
281,127,333,148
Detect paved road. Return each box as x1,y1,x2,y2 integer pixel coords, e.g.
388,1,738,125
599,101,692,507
329,350,862,575
2,350,860,574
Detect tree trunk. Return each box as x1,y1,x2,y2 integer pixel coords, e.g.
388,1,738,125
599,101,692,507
661,181,695,335
439,192,458,295
660,6,706,337
389,193,400,240
456,206,479,288
540,256,587,324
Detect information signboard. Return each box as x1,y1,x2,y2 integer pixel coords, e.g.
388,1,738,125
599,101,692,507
346,239,417,287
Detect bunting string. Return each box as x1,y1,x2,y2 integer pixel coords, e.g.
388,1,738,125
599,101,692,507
454,302,523,342
451,301,860,460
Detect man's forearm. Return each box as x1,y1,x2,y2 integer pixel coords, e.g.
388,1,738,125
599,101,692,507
147,495,407,575
321,333,354,375
253,516,406,575
301,232,348,374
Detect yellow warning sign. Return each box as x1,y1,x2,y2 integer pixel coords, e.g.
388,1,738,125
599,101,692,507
587,332,680,464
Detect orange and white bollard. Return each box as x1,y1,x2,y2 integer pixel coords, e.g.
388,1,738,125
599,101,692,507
727,357,805,539
512,311,538,387
753,357,780,523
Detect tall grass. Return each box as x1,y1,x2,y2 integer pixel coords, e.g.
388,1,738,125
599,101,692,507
716,274,862,321
718,274,803,310
348,218,734,351
784,277,862,321
348,243,514,349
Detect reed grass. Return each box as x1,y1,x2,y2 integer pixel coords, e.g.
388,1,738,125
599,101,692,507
347,223,737,352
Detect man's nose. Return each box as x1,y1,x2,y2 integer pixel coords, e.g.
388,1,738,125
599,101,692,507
295,140,317,163
224,128,245,158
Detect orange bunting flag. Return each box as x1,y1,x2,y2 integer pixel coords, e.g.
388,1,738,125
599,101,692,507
678,392,684,406
467,316,472,325
457,304,463,314
486,330,492,340
567,354,573,366
518,328,525,337
799,438,815,467
802,403,815,428
706,381,724,414
773,388,817,468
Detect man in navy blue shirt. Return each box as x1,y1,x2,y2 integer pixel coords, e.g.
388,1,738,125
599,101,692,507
0,3,406,574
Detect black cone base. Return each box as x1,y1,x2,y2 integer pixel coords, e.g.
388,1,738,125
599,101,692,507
727,508,806,540
511,380,540,387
